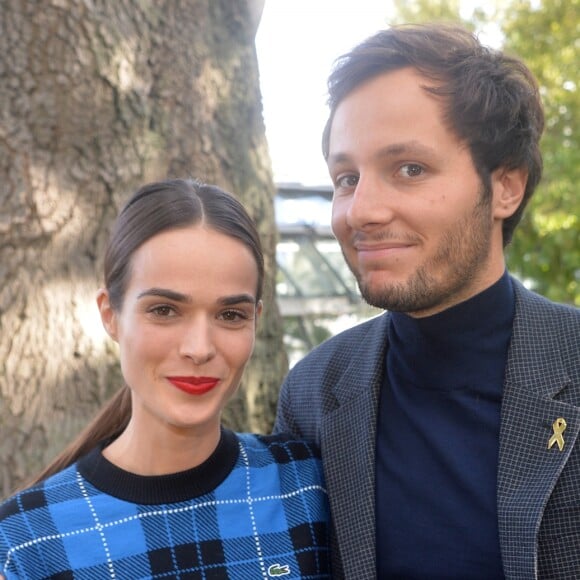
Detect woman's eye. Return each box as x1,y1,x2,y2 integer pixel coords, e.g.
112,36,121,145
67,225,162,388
399,163,424,178
149,305,176,317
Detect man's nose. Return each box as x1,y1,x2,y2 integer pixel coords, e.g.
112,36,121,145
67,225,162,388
345,175,396,231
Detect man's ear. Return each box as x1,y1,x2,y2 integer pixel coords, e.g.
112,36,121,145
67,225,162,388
491,167,528,220
96,288,119,341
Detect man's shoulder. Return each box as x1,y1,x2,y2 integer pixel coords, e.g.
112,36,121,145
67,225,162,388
280,312,388,402
299,312,388,361
511,278,579,381
513,278,580,330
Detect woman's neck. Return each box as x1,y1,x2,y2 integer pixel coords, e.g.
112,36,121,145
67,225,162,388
102,418,221,476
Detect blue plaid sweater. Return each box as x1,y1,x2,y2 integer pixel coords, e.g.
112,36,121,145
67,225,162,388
0,430,330,579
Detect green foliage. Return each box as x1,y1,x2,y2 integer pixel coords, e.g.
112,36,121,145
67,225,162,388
392,0,465,24
390,0,579,304
500,0,579,305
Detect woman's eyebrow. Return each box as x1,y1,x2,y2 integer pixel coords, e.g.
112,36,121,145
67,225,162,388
137,288,191,303
137,289,256,306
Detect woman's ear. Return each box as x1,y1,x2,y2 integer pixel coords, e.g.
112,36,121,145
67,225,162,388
491,166,528,220
255,300,263,327
96,288,118,341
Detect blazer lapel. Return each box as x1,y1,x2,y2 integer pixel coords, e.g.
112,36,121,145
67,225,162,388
498,284,580,579
320,314,388,579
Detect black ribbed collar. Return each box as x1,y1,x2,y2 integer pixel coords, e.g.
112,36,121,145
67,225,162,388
77,428,239,505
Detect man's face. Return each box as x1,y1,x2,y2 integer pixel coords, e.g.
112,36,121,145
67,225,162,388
327,67,507,317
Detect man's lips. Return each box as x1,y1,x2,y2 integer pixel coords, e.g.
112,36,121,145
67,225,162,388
354,241,415,261
167,376,220,396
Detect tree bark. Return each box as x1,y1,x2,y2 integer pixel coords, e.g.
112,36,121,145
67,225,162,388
0,0,286,497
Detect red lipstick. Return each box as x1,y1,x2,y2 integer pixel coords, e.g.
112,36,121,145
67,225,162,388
167,376,220,396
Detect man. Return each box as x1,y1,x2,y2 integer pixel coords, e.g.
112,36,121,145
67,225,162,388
274,23,579,579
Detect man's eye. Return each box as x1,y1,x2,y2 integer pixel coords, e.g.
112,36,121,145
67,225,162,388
336,174,359,188
399,164,424,178
219,310,248,322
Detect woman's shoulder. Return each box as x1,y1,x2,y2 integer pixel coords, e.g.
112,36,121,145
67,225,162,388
231,431,328,510
0,464,80,572
0,464,78,523
234,431,325,490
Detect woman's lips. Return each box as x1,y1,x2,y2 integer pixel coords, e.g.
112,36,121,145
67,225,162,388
167,376,220,396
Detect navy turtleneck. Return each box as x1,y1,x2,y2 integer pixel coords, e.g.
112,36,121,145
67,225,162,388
376,272,514,579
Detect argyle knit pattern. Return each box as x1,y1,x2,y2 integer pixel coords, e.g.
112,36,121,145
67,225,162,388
0,431,330,579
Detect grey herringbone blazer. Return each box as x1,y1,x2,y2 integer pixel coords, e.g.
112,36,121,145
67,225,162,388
275,279,580,579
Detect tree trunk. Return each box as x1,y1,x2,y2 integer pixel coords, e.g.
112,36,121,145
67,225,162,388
0,0,286,498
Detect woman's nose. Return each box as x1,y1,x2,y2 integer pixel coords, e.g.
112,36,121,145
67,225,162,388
179,318,216,364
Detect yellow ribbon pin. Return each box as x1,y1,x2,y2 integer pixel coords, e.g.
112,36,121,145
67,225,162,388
547,417,567,451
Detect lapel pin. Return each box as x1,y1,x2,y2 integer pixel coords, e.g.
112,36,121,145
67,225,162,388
547,417,567,451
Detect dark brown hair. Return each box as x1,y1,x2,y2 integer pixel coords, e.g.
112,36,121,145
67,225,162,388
26,178,264,486
322,23,544,245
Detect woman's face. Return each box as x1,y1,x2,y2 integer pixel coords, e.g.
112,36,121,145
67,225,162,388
98,225,261,438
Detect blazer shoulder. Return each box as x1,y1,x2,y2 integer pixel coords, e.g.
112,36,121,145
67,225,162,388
511,278,580,382
276,313,388,440
290,312,389,375
513,278,580,335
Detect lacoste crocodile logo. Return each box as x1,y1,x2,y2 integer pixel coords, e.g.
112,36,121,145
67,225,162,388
268,563,290,576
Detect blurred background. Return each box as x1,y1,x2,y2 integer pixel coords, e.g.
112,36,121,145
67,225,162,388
0,0,577,495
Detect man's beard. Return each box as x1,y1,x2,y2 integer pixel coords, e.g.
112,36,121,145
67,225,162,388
350,186,494,315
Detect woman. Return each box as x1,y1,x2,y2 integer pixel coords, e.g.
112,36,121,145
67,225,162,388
0,179,330,579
